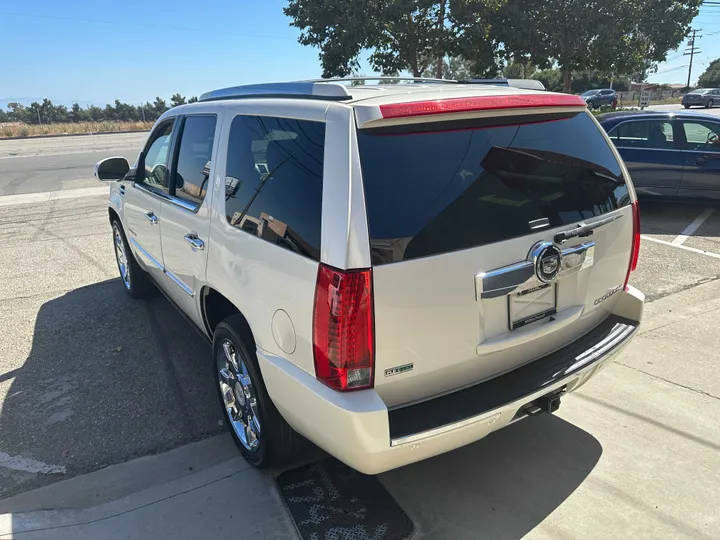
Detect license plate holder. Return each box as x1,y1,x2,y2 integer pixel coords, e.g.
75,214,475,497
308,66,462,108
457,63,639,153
508,283,557,330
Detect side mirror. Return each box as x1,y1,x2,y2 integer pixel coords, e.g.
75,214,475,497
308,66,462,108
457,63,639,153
94,157,130,181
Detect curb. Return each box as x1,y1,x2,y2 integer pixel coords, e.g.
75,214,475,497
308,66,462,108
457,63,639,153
0,130,150,142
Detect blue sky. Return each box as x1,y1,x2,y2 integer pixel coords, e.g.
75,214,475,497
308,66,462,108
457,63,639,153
647,2,720,85
1,0,719,107
1,0,325,106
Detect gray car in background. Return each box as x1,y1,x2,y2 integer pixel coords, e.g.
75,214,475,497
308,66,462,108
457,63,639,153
682,88,720,109
581,88,618,109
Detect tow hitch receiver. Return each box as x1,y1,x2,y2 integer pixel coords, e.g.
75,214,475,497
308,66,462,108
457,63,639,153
524,388,565,416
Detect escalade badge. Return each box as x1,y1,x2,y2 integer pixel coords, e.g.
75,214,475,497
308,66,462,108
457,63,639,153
533,243,562,283
385,363,414,377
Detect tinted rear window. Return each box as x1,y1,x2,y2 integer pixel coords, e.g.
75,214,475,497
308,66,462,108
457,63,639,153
357,112,629,265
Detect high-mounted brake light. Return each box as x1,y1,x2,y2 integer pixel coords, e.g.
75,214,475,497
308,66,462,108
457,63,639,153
379,94,586,119
624,201,641,290
313,264,374,391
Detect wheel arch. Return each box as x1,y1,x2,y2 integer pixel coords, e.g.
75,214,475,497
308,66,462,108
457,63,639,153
108,206,120,225
201,287,255,347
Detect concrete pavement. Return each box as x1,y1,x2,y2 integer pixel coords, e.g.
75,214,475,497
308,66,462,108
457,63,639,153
1,278,719,539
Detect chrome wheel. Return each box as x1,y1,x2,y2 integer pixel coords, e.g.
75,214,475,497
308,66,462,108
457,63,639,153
218,339,261,451
113,224,131,290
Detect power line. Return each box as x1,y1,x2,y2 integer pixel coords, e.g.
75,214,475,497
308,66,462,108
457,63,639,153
655,64,689,75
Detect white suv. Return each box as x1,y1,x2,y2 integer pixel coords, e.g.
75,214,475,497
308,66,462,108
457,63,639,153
95,79,644,474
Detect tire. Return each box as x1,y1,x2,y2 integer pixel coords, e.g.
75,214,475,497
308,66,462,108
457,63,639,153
111,219,153,298
213,315,304,468
707,99,714,109
684,105,691,109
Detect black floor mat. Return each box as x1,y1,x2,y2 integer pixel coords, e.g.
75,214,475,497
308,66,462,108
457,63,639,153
277,459,414,540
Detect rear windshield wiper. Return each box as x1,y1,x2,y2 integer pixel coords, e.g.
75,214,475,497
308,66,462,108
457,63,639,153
554,213,622,244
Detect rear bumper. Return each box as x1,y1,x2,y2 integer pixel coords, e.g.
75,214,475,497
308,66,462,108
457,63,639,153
259,286,644,475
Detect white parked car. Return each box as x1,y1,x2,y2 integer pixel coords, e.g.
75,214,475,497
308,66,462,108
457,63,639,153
95,79,644,474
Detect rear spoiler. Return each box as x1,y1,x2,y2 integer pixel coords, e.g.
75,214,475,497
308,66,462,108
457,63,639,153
354,93,587,128
377,94,585,119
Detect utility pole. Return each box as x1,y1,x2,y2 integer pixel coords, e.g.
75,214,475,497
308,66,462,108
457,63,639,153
435,0,446,79
684,28,702,89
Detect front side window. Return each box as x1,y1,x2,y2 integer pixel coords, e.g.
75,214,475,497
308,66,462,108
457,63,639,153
224,115,325,261
173,115,217,206
682,121,720,152
142,120,174,191
607,120,674,150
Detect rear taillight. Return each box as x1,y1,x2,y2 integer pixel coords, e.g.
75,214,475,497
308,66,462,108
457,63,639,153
624,201,641,290
313,264,374,391
379,94,586,119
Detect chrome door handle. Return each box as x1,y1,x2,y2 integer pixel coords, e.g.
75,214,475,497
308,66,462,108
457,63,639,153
145,212,158,225
184,234,204,250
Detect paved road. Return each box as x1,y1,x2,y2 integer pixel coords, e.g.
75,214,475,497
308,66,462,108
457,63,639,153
646,103,720,117
0,133,146,196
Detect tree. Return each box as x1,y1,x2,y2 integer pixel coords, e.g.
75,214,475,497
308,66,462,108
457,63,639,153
87,105,104,122
170,93,187,107
284,0,499,78
474,0,702,92
533,68,563,92
153,97,168,117
422,56,483,79
503,59,536,79
698,58,720,88
28,102,43,124
188,96,199,103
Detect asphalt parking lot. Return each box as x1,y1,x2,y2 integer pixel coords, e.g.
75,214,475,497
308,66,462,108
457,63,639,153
1,131,719,538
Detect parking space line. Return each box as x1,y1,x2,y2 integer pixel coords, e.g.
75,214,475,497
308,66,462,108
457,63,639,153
642,235,720,259
671,208,714,246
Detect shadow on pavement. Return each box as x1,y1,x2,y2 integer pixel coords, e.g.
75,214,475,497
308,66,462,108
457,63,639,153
0,279,223,500
381,413,602,540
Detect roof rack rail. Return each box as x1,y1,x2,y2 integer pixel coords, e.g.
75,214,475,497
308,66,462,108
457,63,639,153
305,76,457,84
199,81,352,102
457,78,509,86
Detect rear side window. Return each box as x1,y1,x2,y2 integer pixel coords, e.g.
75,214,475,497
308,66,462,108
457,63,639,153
224,116,325,261
174,115,217,206
358,112,629,265
607,120,674,149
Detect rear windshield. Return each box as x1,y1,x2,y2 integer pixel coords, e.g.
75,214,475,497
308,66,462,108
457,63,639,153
357,112,629,265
